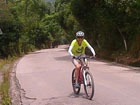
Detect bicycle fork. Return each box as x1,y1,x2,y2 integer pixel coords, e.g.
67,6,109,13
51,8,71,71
83,70,87,85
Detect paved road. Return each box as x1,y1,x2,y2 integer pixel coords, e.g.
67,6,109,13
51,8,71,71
15,45,140,105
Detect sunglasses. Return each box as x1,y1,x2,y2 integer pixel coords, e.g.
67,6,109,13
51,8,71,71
77,36,84,39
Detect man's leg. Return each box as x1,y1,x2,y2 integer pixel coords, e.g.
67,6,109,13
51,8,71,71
75,64,81,84
72,59,81,87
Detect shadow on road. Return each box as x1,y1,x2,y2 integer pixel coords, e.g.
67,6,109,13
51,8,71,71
68,93,86,99
103,62,140,73
122,68,140,73
68,92,94,101
55,55,71,62
28,51,48,55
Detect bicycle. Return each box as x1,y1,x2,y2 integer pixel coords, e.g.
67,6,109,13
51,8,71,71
72,56,95,100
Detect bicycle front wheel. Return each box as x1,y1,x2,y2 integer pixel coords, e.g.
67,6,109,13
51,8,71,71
83,70,94,100
72,69,81,94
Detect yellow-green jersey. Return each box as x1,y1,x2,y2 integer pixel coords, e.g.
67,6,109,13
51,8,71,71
68,39,96,56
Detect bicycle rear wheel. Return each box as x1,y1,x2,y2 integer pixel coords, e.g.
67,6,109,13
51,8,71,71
72,69,81,94
83,70,94,100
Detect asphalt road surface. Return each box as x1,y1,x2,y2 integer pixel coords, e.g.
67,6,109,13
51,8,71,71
15,45,140,105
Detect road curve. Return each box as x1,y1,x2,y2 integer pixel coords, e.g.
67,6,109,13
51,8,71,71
14,45,140,105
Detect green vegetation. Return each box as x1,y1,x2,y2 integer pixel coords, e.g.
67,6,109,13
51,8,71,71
0,0,140,103
0,0,140,59
0,67,11,105
0,58,16,105
56,0,139,61
0,0,66,57
54,0,140,65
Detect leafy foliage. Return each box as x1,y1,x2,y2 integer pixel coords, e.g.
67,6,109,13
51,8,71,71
0,0,64,57
70,0,140,58
0,0,140,60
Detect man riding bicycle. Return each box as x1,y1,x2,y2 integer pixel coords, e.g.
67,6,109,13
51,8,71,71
68,31,96,88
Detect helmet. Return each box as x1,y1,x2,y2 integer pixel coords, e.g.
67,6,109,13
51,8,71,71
76,31,84,37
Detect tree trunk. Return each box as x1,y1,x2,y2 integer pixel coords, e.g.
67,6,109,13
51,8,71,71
5,0,8,4
117,26,127,52
96,40,101,49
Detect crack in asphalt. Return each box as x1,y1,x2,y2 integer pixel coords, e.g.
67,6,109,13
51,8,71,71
10,59,37,105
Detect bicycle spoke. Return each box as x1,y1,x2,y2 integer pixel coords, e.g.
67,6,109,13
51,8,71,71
83,71,94,100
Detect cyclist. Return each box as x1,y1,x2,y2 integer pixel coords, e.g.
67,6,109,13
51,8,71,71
68,31,96,88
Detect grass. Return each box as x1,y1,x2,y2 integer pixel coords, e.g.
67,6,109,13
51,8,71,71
0,71,11,105
0,57,16,105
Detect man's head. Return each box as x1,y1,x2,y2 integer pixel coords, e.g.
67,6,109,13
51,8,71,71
76,31,84,38
76,31,84,44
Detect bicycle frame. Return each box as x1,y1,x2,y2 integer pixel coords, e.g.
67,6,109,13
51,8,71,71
78,58,89,85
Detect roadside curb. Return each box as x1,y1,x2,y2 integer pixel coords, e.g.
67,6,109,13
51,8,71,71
10,59,22,105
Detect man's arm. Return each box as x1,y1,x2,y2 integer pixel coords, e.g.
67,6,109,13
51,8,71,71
68,44,74,56
87,43,96,57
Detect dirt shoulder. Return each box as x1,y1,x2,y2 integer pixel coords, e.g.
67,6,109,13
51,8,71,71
98,52,140,67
